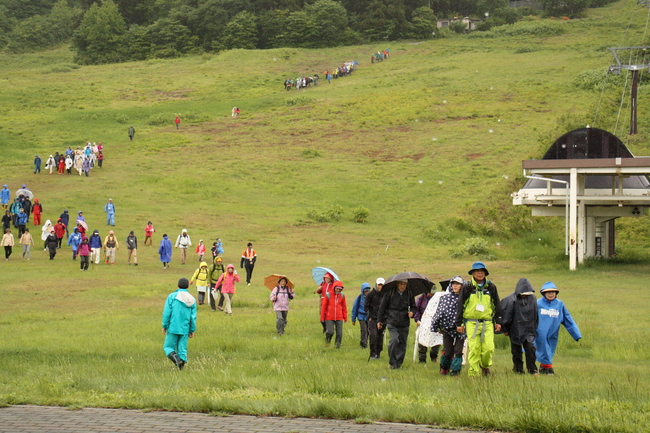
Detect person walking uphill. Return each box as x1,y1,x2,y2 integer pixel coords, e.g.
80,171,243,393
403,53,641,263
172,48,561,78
240,243,256,286
104,199,115,226
174,116,181,129
270,277,295,335
535,282,581,375
214,264,240,315
162,278,196,370
128,125,135,141
159,234,172,269
501,278,538,375
175,229,192,265
455,261,502,377
377,279,415,369
351,283,371,349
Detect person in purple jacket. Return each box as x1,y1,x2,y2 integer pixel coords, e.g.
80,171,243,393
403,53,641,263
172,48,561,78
270,277,295,335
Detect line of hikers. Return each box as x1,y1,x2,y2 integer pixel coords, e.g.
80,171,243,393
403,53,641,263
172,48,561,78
283,61,358,90
312,261,581,377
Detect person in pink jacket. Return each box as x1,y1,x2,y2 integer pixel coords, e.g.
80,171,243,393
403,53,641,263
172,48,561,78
270,277,295,335
78,237,91,271
215,264,240,315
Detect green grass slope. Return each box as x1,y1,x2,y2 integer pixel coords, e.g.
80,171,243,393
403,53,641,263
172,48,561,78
0,1,649,432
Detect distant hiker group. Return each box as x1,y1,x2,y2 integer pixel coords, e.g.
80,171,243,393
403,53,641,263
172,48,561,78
370,49,390,63
283,60,359,90
38,142,104,177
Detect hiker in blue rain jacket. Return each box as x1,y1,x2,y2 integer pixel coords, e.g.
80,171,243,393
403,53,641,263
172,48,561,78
535,281,581,375
162,278,196,370
159,234,173,268
67,227,82,260
351,283,371,348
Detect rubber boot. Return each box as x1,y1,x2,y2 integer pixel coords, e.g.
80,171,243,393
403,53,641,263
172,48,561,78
168,351,181,369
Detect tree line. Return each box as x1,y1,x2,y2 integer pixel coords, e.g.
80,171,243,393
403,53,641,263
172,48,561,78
0,0,617,64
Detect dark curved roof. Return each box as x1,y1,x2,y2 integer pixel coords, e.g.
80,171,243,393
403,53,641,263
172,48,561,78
542,128,633,160
525,128,650,189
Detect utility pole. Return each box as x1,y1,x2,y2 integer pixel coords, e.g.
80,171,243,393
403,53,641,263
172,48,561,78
608,47,650,135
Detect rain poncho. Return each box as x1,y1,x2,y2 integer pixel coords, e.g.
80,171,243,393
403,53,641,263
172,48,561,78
535,295,581,365
501,278,538,345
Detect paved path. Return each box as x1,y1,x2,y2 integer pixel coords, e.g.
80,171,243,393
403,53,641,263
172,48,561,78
0,405,490,433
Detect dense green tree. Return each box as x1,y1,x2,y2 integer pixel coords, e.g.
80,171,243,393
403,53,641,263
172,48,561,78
113,0,159,25
257,9,290,48
540,0,589,17
120,24,150,60
0,0,58,20
491,6,518,24
222,10,257,49
170,0,234,50
71,0,127,64
403,0,428,19
304,0,349,47
284,10,318,47
6,0,81,53
359,0,406,41
0,6,16,46
145,18,198,57
404,6,436,39
428,0,451,18
476,0,507,16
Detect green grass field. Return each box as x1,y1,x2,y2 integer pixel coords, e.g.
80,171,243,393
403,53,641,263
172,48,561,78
1,1,650,432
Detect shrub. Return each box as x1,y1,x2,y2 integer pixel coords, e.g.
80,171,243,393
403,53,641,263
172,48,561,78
286,96,314,106
449,21,466,34
148,112,210,126
352,206,369,223
307,205,343,222
469,20,565,38
42,64,80,74
449,237,495,259
573,69,624,91
115,114,129,124
301,149,321,158
514,45,539,54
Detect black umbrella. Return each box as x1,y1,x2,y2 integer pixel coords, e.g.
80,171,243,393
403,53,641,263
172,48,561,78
383,271,435,297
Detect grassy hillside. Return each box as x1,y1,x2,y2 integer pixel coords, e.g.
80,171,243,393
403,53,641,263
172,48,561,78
0,1,649,432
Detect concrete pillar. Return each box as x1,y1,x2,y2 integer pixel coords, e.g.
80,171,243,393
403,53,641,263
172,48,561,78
569,168,577,270
578,201,585,264
585,216,596,257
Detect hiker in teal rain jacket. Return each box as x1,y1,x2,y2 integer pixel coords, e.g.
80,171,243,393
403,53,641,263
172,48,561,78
535,281,581,375
162,278,197,370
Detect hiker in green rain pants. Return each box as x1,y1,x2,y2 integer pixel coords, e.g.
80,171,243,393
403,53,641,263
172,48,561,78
455,262,502,377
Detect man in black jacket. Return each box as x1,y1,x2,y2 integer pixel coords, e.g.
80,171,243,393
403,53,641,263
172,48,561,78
365,277,385,359
377,280,416,369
